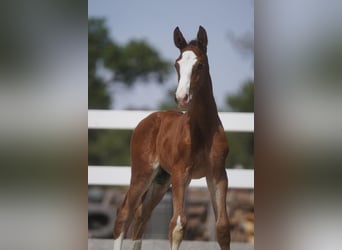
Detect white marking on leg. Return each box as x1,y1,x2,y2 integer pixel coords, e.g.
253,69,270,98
131,239,142,250
176,216,182,229
176,51,197,102
113,232,123,250
171,215,183,250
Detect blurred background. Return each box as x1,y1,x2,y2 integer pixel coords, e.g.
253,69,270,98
88,0,255,245
1,0,341,249
256,1,342,250
0,1,87,250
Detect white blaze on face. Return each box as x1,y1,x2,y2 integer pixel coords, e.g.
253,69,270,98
176,50,197,103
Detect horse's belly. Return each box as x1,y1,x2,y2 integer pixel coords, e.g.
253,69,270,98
190,163,208,179
191,170,206,179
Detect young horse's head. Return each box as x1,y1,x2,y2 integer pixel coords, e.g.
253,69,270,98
173,26,210,109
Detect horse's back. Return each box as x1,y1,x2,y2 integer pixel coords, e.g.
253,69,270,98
133,111,183,134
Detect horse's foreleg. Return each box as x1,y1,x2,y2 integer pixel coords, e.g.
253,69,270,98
206,168,230,250
169,171,189,250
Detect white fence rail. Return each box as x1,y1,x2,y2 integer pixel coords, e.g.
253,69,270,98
89,166,254,189
88,110,254,189
88,110,254,132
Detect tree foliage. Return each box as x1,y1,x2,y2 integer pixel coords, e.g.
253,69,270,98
89,130,132,166
227,80,254,112
104,40,171,86
225,80,254,169
88,17,172,167
88,17,172,109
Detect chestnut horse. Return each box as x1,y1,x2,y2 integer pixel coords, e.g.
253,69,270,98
113,26,230,250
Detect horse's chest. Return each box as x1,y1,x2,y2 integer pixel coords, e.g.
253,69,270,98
190,152,210,179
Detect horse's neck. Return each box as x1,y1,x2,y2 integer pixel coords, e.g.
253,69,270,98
188,76,220,148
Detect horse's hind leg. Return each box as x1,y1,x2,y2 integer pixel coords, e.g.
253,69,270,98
114,113,161,250
113,166,156,250
131,168,171,250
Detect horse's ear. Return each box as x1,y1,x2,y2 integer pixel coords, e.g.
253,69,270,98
197,26,208,52
174,27,187,50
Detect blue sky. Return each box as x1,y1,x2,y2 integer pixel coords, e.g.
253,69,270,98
89,0,254,110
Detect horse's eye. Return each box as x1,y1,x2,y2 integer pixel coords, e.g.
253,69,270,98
197,63,204,70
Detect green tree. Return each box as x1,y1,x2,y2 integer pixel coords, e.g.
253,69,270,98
88,18,112,109
225,80,254,168
88,17,172,109
227,80,254,112
88,17,172,166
